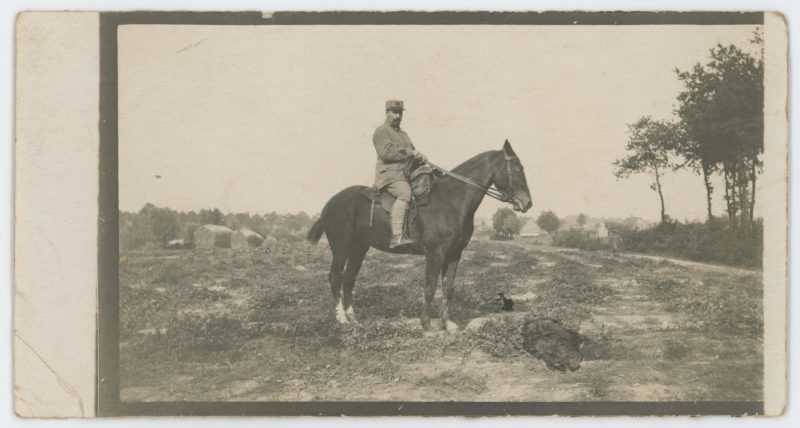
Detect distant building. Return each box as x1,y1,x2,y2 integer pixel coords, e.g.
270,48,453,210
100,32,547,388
622,216,653,231
519,218,552,244
582,222,609,239
231,228,265,249
193,224,233,249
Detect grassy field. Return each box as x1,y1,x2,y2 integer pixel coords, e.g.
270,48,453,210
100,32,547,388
119,238,763,402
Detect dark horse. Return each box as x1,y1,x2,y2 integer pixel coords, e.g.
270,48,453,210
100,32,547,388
306,140,532,331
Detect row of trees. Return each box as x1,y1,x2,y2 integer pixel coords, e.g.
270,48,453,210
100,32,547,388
120,203,316,250
613,31,763,233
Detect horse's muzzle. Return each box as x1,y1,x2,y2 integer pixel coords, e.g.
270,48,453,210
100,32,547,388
513,198,532,213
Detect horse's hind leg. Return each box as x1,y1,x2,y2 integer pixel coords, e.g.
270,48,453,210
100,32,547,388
342,244,369,323
329,251,349,324
421,249,445,331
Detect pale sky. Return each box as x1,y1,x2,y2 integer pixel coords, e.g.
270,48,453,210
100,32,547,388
118,24,761,222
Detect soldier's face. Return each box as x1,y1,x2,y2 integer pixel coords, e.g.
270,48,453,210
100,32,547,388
386,109,403,127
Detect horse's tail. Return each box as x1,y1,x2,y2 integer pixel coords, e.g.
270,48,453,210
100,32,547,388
306,218,324,244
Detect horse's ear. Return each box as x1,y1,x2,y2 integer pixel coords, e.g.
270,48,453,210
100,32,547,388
503,139,516,157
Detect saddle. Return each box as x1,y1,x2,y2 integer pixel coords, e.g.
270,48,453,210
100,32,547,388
359,158,438,238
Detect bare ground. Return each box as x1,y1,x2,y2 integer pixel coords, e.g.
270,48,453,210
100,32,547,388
119,239,762,402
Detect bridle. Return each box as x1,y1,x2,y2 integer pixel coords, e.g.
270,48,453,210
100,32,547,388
426,153,518,204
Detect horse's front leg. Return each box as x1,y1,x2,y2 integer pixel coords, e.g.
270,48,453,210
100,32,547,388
440,253,462,333
421,251,444,331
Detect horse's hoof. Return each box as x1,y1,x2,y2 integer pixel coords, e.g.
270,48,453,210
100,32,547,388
335,302,349,324
345,308,358,324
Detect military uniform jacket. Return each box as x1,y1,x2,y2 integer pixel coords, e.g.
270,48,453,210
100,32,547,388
373,120,415,189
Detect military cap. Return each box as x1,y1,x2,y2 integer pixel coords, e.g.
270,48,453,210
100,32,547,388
385,100,405,111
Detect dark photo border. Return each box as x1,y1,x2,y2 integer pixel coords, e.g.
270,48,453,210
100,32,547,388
97,10,765,417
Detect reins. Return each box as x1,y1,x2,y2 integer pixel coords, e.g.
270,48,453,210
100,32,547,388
426,156,516,203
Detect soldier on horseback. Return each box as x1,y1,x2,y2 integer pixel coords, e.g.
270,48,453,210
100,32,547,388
373,100,427,248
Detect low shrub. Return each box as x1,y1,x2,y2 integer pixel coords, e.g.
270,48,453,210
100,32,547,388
613,219,762,268
463,316,525,358
552,230,610,252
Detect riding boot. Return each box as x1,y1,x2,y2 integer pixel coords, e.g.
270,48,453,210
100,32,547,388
390,198,412,248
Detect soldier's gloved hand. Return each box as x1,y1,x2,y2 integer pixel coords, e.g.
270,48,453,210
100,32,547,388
413,150,428,163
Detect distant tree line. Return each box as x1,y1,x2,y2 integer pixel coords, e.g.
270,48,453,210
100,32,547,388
120,203,316,251
614,30,763,234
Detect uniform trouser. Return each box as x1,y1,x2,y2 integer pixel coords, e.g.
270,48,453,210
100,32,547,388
385,180,412,237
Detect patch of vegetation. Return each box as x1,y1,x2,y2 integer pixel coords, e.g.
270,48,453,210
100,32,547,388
250,286,310,312
463,316,525,358
611,220,762,268
539,260,615,305
129,314,255,361
581,325,620,361
447,288,500,327
640,274,763,337
337,320,423,353
120,286,169,340
552,230,610,252
352,283,421,320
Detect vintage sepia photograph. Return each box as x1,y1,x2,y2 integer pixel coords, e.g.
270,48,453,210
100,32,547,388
78,11,784,415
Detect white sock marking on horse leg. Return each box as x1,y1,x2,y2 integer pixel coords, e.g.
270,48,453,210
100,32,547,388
335,300,348,324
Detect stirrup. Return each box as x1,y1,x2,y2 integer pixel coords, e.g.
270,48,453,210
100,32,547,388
390,234,413,248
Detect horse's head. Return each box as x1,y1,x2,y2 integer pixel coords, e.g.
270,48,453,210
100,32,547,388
494,140,533,213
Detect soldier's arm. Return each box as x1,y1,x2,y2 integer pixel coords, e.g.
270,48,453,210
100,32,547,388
373,127,411,163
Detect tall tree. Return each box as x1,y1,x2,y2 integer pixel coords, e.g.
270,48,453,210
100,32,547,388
138,203,179,246
492,207,522,239
613,117,678,224
675,38,763,230
670,124,717,222
536,210,561,234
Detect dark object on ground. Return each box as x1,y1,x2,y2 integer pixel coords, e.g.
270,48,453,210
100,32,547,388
498,293,514,311
522,318,585,372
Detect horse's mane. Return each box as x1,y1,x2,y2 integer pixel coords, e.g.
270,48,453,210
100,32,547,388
451,150,500,175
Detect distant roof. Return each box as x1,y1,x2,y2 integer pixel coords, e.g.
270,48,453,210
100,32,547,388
235,227,264,239
622,216,653,229
519,218,545,234
199,224,233,233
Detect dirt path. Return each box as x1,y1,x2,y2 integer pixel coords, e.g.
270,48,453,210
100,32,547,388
505,240,759,275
